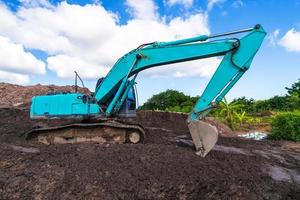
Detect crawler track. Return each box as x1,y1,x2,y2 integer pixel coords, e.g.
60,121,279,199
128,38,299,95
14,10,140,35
24,119,146,145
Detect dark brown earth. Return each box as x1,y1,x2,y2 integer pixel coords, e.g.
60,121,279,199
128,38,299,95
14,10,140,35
0,83,299,199
0,82,90,108
0,106,300,200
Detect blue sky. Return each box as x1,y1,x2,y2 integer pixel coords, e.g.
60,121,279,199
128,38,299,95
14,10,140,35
0,0,299,105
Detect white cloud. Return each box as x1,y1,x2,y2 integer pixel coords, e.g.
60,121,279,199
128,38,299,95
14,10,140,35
0,1,219,81
142,58,220,78
165,0,194,8
207,0,226,11
0,70,29,84
47,54,110,80
267,29,280,46
125,0,158,20
0,3,118,54
232,0,244,8
0,36,46,75
279,29,300,52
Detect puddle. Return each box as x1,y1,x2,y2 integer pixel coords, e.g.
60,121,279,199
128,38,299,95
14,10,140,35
238,131,267,140
213,145,252,155
268,165,300,184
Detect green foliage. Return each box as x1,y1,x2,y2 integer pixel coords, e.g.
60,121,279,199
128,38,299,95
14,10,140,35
243,115,262,126
212,99,261,130
230,80,300,113
140,89,197,113
235,110,246,127
217,98,244,130
252,95,300,112
268,111,300,141
231,96,255,112
231,95,299,114
141,79,300,114
285,79,300,97
140,79,300,132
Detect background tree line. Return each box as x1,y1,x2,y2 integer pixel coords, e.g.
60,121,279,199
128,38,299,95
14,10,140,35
140,79,300,113
140,79,300,141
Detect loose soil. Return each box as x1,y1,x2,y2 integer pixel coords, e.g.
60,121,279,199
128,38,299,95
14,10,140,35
0,83,299,199
0,82,90,108
0,107,300,200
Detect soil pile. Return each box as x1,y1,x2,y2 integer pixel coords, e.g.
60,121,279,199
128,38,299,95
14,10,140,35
136,110,234,137
0,106,300,199
0,83,90,107
0,106,80,143
0,84,299,199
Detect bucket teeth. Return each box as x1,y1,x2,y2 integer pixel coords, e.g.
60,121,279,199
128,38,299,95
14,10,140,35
188,120,218,157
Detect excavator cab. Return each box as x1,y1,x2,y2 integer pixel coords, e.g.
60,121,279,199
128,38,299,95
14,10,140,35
118,86,137,118
95,76,137,118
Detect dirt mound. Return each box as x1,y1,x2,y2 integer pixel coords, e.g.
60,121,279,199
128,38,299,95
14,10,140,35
136,110,234,137
0,107,232,144
0,83,90,107
0,83,233,137
0,107,300,199
0,106,81,143
2,141,300,200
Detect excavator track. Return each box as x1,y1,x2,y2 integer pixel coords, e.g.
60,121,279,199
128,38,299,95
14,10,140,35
25,119,146,145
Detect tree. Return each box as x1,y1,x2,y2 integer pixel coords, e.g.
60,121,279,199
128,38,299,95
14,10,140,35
140,89,196,112
218,98,243,130
285,79,300,97
231,96,255,112
234,110,246,128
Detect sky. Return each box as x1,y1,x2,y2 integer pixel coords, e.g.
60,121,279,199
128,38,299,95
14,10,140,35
0,0,299,105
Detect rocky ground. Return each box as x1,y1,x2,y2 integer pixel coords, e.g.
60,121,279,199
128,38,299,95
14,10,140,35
0,83,300,199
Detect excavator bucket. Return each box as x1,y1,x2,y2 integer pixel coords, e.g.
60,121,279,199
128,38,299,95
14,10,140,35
188,120,218,157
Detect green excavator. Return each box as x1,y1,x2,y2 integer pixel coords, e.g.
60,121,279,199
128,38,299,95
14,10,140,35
28,24,266,157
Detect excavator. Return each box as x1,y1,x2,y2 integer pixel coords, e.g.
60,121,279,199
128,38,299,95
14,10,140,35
28,24,266,157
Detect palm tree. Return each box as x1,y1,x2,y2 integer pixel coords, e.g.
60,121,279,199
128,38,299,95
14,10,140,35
234,110,246,128
219,98,243,130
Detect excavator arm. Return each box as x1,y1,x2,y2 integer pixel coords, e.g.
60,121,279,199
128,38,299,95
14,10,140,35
94,24,266,156
30,24,266,156
95,25,265,117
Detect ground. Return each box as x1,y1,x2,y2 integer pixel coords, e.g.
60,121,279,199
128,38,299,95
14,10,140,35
0,83,299,199
0,106,300,200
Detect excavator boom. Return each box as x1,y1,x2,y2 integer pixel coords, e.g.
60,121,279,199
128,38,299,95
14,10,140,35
30,24,266,156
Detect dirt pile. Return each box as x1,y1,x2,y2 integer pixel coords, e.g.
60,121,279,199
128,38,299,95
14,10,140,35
0,106,80,143
136,110,234,137
0,108,234,144
0,84,300,199
0,106,300,199
0,83,90,107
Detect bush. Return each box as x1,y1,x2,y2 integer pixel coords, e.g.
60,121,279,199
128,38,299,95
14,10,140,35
140,89,197,113
268,111,300,141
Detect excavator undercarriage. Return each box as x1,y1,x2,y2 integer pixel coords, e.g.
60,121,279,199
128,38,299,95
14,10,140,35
25,119,145,145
